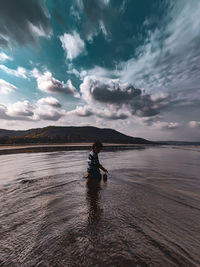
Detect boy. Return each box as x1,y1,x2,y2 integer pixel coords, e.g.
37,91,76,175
85,141,108,179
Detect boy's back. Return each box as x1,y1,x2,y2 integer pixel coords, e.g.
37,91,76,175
87,150,100,172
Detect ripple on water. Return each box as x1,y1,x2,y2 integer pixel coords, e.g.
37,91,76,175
0,148,200,266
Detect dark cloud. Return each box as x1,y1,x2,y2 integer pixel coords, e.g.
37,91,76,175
80,76,170,118
92,84,141,104
0,0,51,48
129,94,170,117
96,111,129,120
81,77,141,103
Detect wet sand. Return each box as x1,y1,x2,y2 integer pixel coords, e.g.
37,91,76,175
0,143,147,155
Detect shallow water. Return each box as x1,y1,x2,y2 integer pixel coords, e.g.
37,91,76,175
0,146,200,266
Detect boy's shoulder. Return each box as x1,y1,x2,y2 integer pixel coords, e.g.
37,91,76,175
89,150,97,157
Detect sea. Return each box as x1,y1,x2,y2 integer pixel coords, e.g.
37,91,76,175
0,145,200,266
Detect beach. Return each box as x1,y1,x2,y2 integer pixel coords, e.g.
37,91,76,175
0,145,200,266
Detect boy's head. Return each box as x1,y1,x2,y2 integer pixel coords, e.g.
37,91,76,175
92,141,103,153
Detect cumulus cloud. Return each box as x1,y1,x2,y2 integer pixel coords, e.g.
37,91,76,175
0,103,35,121
67,103,130,120
60,31,86,60
188,121,200,128
6,101,34,117
0,78,17,94
37,97,61,108
31,68,80,97
80,76,141,104
34,96,64,121
67,105,93,117
80,76,170,118
0,0,52,48
34,106,64,121
0,99,64,122
0,65,27,78
95,109,129,120
0,52,13,62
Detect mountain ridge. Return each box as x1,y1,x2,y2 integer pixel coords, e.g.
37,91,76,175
0,126,153,144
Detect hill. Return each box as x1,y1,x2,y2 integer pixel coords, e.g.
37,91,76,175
0,126,153,144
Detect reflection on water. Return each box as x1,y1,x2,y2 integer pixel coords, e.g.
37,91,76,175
86,178,102,224
0,146,200,266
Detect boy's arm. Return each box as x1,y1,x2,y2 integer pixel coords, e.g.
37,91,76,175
98,163,108,173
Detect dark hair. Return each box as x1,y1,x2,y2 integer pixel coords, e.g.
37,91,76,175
92,141,103,150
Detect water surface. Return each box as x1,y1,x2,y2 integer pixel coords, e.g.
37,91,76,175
0,146,200,266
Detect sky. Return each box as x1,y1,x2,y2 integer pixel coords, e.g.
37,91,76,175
0,0,200,141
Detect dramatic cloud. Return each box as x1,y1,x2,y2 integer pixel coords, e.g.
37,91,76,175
0,78,17,94
80,76,141,104
80,76,170,118
117,1,200,93
37,97,62,108
77,0,200,113
0,65,27,78
0,0,52,48
60,31,86,60
0,1,199,140
130,93,170,117
0,52,13,62
31,68,80,97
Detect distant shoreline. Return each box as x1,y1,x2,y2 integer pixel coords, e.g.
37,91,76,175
0,143,154,155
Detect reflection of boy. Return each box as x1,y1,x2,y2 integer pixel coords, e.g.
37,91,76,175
85,141,108,179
